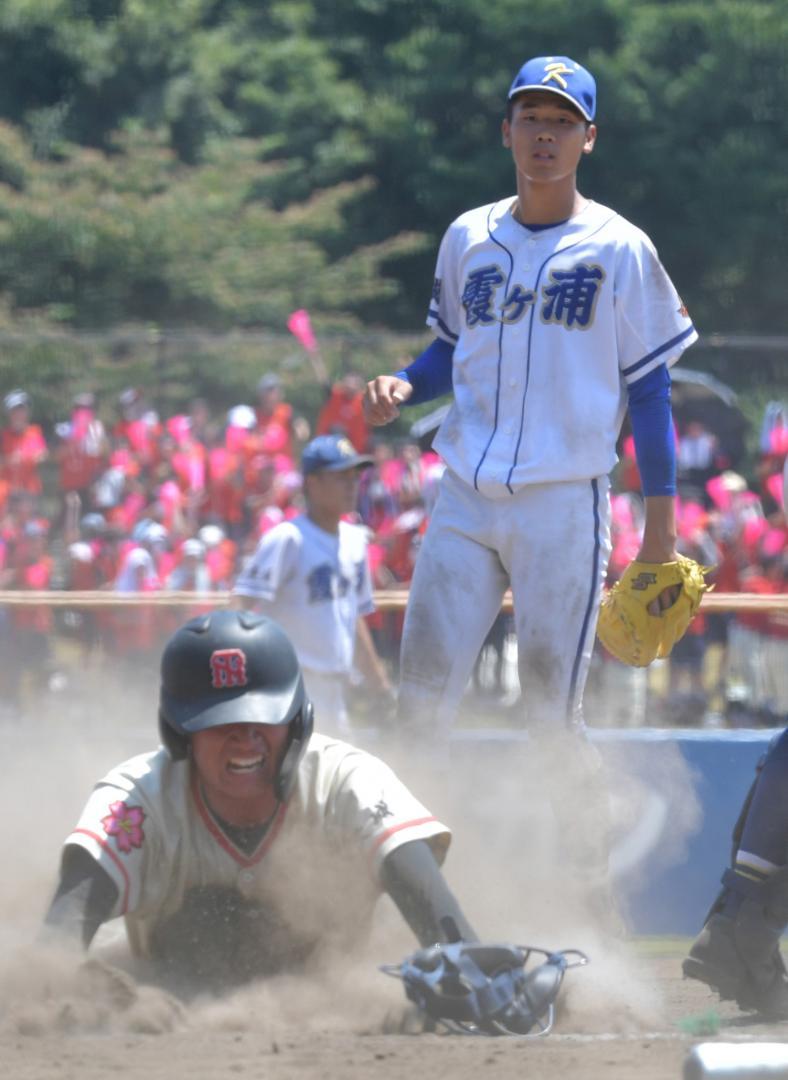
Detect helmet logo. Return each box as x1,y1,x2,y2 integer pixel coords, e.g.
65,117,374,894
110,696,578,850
210,648,248,688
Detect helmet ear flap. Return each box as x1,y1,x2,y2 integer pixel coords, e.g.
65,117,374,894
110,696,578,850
159,709,188,760
275,698,314,801
301,697,314,741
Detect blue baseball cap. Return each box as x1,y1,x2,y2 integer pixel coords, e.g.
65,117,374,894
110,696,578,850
508,56,596,121
301,434,373,476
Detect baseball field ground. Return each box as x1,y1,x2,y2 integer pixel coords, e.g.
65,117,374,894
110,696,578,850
2,697,785,1079
2,942,787,1080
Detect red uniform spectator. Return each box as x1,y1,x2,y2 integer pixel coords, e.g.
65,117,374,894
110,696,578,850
198,524,238,590
3,520,62,711
0,389,48,496
0,490,48,574
168,419,207,500
112,388,162,474
315,372,371,452
204,418,247,536
11,521,54,633
254,373,310,457
54,392,109,496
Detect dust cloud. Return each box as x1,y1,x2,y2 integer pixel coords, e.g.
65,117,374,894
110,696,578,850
0,669,702,1039
0,669,404,1038
371,714,703,1034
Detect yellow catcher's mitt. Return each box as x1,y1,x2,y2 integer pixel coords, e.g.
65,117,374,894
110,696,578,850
596,555,713,667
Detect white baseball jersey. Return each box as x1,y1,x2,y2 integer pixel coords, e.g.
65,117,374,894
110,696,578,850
427,198,697,498
114,546,158,591
63,733,449,959
232,515,374,675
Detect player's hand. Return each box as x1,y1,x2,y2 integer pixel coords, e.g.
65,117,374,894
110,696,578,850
363,376,413,427
636,500,686,615
77,958,187,1032
647,583,682,615
634,533,677,617
635,543,681,615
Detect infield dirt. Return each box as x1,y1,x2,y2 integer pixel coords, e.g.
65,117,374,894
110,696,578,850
1,692,784,1079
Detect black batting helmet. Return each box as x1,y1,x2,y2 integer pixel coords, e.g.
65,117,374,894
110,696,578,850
158,609,313,801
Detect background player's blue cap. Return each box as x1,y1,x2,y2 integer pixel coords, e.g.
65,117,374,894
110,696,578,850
508,56,596,121
301,434,373,475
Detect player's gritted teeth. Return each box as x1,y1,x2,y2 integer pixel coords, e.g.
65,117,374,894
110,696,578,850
227,754,265,774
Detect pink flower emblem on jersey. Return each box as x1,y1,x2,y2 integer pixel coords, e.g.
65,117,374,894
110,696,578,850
101,801,145,854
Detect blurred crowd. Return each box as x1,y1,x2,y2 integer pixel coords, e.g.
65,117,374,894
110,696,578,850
598,408,788,727
0,375,786,726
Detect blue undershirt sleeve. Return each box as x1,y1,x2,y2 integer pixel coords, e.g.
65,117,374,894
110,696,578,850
627,363,676,497
395,338,454,406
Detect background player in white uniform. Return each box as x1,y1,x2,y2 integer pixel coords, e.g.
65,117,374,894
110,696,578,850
43,610,477,996
232,434,392,734
364,55,696,739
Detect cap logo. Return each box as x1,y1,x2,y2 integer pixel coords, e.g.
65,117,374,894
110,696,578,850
542,61,574,89
337,438,354,457
210,648,248,688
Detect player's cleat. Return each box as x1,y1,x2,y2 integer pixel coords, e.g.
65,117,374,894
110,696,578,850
677,911,785,1019
684,914,758,1005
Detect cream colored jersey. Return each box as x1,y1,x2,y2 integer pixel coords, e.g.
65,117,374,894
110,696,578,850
63,733,449,958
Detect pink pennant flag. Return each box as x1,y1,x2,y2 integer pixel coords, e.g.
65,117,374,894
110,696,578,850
287,309,318,354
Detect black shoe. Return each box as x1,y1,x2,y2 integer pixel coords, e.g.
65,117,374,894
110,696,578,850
684,913,788,1018
683,914,744,1002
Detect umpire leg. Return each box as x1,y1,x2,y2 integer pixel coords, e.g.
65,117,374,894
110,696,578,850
684,728,788,1016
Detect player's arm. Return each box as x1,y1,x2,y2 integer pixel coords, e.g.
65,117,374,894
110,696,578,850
364,338,454,427
380,839,479,946
43,844,119,949
230,529,292,610
354,614,393,695
627,363,681,608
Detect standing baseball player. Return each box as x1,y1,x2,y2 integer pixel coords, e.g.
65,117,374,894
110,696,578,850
363,56,701,924
42,609,477,996
364,55,697,740
231,434,392,734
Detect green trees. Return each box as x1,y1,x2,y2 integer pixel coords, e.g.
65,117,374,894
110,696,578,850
0,0,784,335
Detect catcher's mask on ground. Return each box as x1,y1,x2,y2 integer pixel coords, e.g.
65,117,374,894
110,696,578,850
158,609,313,801
382,942,589,1037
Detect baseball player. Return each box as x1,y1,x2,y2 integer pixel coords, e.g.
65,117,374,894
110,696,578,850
231,434,392,734
42,610,478,996
364,55,697,738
